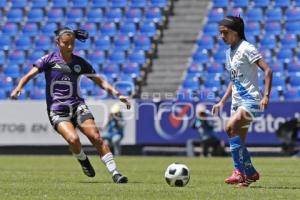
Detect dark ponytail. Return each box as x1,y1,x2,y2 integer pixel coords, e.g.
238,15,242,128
54,27,89,42
219,16,246,40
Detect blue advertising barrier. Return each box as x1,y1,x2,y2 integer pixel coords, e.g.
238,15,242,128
136,101,300,145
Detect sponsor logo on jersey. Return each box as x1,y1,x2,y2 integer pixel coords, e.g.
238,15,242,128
74,64,81,73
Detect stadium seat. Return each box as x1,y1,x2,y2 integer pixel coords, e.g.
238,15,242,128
11,0,28,8
87,50,105,66
212,0,228,8
52,0,68,8
0,36,11,50
182,79,199,90
252,0,270,8
187,63,204,74
269,88,280,100
144,7,163,24
21,23,38,37
30,87,46,100
31,0,48,8
91,0,108,9
6,8,23,23
35,76,46,89
192,50,209,64
127,50,146,66
41,23,58,37
114,81,135,96
100,22,117,38
92,87,108,99
47,8,64,23
0,51,5,64
0,74,13,92
111,0,128,8
130,0,147,9
246,8,263,22
86,8,103,23
259,48,273,62
125,8,142,23
232,0,249,8
114,35,131,51
15,36,32,51
94,36,111,52
103,63,120,77
27,8,44,23
105,8,123,23
277,48,293,63
265,21,281,36
285,21,300,35
274,0,290,7
260,35,277,50
265,8,282,22
71,0,89,8
1,23,18,37
289,73,300,87
207,8,224,23
8,50,25,64
203,23,218,37
245,21,260,36
66,8,83,23
149,0,168,8
75,40,91,51
281,34,297,49
119,22,137,37
269,61,285,73
35,36,52,51
285,7,300,22
22,65,32,74
207,62,224,74
295,0,300,6
108,51,126,65
284,87,300,100
140,22,157,38
216,39,228,51
134,35,152,52
82,23,98,38
197,35,214,50
80,76,94,94
122,62,141,78
272,73,286,87
287,62,300,73
227,8,244,18
4,64,20,78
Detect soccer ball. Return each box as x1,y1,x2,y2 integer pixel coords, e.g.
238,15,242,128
164,163,190,187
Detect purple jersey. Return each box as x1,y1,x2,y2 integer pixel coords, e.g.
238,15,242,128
33,52,96,111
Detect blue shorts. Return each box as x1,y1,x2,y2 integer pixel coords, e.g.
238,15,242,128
231,101,262,119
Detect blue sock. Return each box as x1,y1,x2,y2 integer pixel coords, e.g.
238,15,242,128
242,146,257,176
229,136,244,173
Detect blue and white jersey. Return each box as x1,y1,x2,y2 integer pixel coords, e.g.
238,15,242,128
225,40,262,106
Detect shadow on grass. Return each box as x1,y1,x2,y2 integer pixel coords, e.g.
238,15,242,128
251,186,300,190
78,180,143,184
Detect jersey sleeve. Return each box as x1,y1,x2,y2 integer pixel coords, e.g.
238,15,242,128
245,44,262,64
83,59,96,74
33,54,50,73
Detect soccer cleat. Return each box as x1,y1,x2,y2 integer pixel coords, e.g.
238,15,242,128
224,169,245,184
236,172,260,188
78,157,96,177
112,173,128,183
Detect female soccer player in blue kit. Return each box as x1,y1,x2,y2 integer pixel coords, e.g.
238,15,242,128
10,27,130,183
212,16,273,188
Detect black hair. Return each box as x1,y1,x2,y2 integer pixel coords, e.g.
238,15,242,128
54,27,89,42
218,16,246,40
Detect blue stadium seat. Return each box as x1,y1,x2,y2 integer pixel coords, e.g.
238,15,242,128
52,0,68,8
114,81,135,96
114,35,131,51
252,0,270,8
47,8,64,23
31,0,48,8
265,21,281,36
66,8,83,23
130,0,147,9
22,65,32,74
284,87,300,100
82,23,98,38
87,50,105,66
35,36,52,51
187,63,204,74
108,51,126,65
192,50,209,64
207,62,223,74
296,0,300,6
122,62,141,78
127,50,146,65
246,8,263,22
11,0,28,8
274,0,290,7
281,34,297,49
41,23,58,37
86,8,103,23
0,74,13,92
245,21,260,36
21,23,38,37
4,64,20,78
35,76,46,89
212,0,228,8
80,76,94,94
285,7,300,22
259,48,273,62
285,21,300,35
92,87,108,99
111,0,128,8
144,7,162,24
91,0,108,9
72,0,89,8
182,79,199,90
134,35,152,52
119,22,137,37
8,50,25,64
100,22,117,38
204,75,221,89
246,34,256,45
227,8,244,17
0,90,7,99
6,8,23,23
232,0,249,8
149,0,168,8
207,8,224,22
125,8,142,23
15,36,32,51
260,35,277,49
27,8,44,23
287,62,300,72
269,60,285,73
0,51,5,64
269,89,280,100
203,23,218,37
103,63,120,78
277,48,293,63
197,35,214,50
216,39,228,51
0,36,11,50
140,22,157,38
75,40,91,51
95,36,111,52
30,87,46,100
273,73,286,87
265,8,282,22
105,8,123,23
289,73,300,87
2,22,19,37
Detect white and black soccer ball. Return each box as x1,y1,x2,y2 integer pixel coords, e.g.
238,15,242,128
164,163,190,187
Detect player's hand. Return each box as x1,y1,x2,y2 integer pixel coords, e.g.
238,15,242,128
119,95,131,109
10,88,21,100
260,95,269,111
212,102,224,115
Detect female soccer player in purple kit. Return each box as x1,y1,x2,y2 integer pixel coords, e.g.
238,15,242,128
212,16,273,188
10,27,130,183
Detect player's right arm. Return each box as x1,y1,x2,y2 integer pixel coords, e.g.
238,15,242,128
10,67,39,99
212,81,232,115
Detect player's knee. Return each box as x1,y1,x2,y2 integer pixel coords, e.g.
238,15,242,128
90,133,104,145
225,124,236,136
66,135,80,145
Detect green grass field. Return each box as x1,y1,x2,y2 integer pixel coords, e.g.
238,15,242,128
0,156,299,200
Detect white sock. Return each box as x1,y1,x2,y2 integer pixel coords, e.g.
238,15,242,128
101,152,118,175
73,149,87,161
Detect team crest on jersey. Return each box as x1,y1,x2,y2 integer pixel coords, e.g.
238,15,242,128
74,64,81,73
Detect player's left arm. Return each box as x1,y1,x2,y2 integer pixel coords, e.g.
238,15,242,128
255,58,273,111
90,75,131,109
